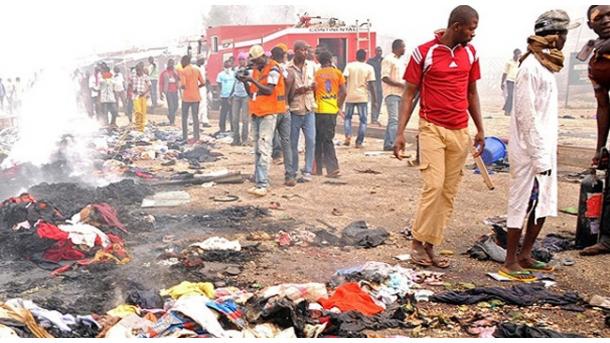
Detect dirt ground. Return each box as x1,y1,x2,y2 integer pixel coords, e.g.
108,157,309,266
1,107,608,338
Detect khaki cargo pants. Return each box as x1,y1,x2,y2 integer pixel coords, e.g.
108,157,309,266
412,118,470,246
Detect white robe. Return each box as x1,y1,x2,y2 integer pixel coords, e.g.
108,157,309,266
506,55,558,229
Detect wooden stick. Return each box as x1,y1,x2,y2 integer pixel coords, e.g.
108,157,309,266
473,154,495,190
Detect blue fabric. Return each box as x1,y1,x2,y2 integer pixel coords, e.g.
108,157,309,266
217,70,236,98
344,102,368,145
290,112,316,175
383,95,401,150
233,79,248,97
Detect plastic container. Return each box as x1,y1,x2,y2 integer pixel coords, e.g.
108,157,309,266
481,136,507,165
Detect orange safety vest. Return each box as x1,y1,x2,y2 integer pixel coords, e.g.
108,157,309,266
249,59,286,116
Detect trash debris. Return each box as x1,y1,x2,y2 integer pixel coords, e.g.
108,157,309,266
395,254,411,261
276,231,293,247
341,221,389,248
560,207,579,215
211,194,239,202
589,295,610,310
141,191,191,208
431,282,584,310
190,237,241,252
354,168,381,175
493,322,584,338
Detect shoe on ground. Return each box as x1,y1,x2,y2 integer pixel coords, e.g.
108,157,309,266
202,123,212,128
355,143,363,149
301,173,312,182
343,137,351,146
326,170,341,178
285,178,297,187
247,187,268,197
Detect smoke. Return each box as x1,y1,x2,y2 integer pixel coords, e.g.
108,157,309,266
0,67,119,197
2,68,99,168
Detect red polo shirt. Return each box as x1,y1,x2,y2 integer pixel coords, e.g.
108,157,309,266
404,32,481,129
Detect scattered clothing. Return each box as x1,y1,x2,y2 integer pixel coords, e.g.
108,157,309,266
319,282,384,316
326,304,409,338
160,281,215,300
430,282,583,309
341,220,389,248
493,322,584,338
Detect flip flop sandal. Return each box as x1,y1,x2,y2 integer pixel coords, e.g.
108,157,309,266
411,255,433,267
432,257,450,269
523,260,555,272
498,269,537,282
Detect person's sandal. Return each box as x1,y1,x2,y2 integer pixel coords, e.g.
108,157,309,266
432,257,450,269
326,170,341,178
522,259,555,272
411,256,433,267
498,268,537,282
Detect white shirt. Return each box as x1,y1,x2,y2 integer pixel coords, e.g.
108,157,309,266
506,55,558,229
113,73,125,92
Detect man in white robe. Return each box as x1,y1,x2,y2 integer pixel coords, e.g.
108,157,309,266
501,10,579,281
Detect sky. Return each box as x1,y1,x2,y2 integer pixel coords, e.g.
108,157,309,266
0,0,594,78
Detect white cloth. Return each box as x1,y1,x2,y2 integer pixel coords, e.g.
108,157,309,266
171,295,227,338
195,64,209,123
89,74,100,97
190,237,241,251
113,73,126,92
507,55,558,229
58,222,111,248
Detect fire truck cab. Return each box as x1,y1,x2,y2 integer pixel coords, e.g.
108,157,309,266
203,16,376,101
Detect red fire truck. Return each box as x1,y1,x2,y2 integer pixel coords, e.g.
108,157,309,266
203,15,376,89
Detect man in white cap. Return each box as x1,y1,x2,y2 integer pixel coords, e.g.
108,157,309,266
501,9,579,281
237,45,287,196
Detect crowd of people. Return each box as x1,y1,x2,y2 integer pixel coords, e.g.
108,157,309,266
0,77,25,114
67,5,610,280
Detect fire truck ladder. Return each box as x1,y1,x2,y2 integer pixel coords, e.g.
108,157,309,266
355,19,372,54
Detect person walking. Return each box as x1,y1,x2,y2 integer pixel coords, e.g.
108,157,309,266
343,49,377,148
394,5,486,269
159,58,181,125
381,39,406,151
367,46,383,126
314,50,346,178
501,49,522,116
179,55,205,143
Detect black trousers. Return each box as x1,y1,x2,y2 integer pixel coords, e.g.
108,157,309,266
315,113,339,175
182,101,200,141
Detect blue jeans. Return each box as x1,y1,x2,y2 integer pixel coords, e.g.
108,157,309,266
290,112,316,175
383,95,401,150
252,114,278,188
344,103,368,145
272,112,295,180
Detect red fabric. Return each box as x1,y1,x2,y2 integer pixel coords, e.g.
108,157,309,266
159,69,179,95
404,32,481,130
36,222,69,241
42,240,86,263
1,193,36,207
91,203,128,233
318,282,383,316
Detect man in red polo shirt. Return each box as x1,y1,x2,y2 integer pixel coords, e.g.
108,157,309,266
394,5,486,269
